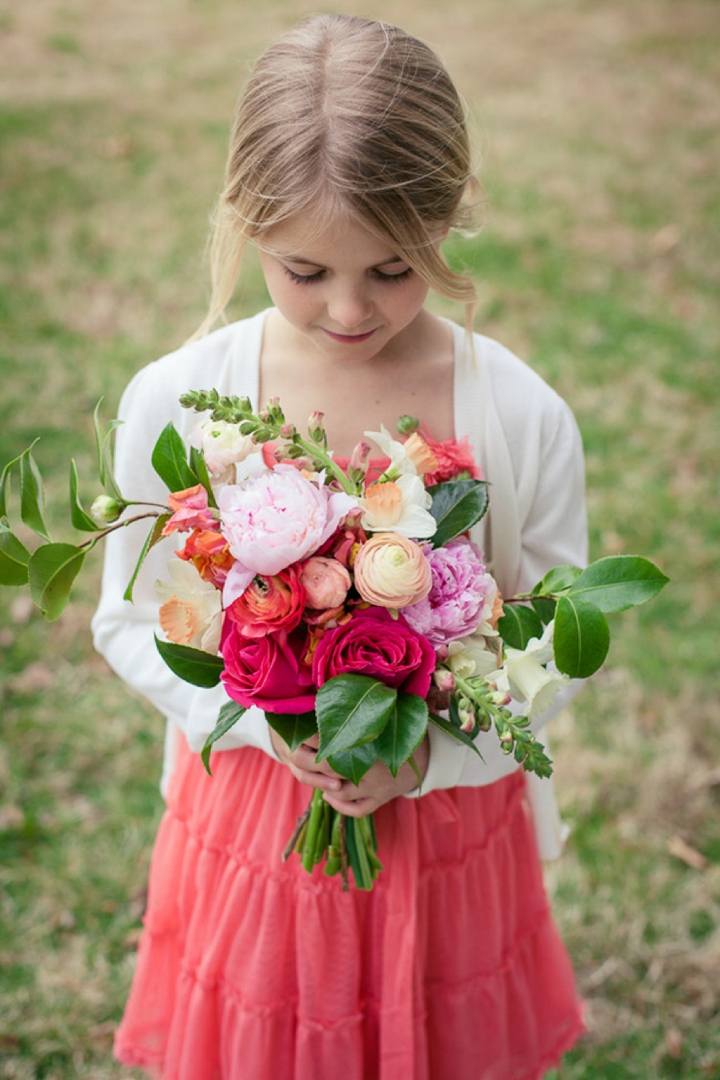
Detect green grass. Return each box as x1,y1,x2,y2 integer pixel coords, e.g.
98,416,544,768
1,0,719,1075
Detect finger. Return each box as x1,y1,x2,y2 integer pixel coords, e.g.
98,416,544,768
322,792,377,817
292,766,342,793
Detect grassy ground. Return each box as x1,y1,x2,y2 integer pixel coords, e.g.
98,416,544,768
0,0,718,1076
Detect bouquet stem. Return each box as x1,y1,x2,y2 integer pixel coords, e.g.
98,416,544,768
283,788,383,891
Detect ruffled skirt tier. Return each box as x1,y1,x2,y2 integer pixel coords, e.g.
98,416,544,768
115,737,583,1079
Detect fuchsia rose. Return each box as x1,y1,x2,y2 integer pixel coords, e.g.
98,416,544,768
218,464,358,605
226,566,306,638
220,624,315,713
402,537,495,646
312,607,436,698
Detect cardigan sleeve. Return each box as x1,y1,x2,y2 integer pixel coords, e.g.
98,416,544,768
90,327,279,771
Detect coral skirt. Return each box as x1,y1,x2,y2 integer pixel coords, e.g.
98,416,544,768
115,736,583,1079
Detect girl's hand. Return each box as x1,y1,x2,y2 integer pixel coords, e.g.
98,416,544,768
269,727,429,817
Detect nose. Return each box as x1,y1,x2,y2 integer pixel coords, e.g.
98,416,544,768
326,282,373,330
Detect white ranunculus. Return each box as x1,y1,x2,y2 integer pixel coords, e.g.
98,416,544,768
189,418,257,479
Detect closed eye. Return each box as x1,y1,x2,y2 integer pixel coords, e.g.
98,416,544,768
281,265,414,286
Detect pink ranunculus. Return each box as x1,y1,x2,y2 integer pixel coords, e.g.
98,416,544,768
226,566,306,638
218,465,358,600
300,557,351,610
162,485,219,536
312,607,436,698
402,537,495,646
353,532,432,610
220,624,316,714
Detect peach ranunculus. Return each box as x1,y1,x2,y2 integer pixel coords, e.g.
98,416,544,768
300,557,352,610
156,560,222,653
226,566,306,638
353,533,432,610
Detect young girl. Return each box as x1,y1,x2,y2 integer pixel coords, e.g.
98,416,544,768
92,14,587,1079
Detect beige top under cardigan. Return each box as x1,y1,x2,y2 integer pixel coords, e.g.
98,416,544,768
91,309,588,858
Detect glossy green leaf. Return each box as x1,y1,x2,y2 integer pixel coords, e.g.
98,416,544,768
154,635,224,687
498,603,544,649
530,564,582,596
265,710,318,752
327,741,380,785
123,514,171,601
189,446,218,508
151,422,198,493
428,711,484,758
0,522,30,586
0,456,19,520
553,594,610,678
315,674,396,761
530,596,556,624
567,555,669,613
93,402,124,501
20,446,51,542
69,460,101,532
201,700,247,775
427,479,489,548
28,542,86,621
375,693,428,776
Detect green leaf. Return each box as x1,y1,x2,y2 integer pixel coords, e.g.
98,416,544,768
123,514,171,602
189,446,218,509
567,555,669,613
375,693,428,776
530,565,582,596
201,701,247,775
427,479,489,547
93,402,124,501
530,596,556,624
327,741,380,785
151,422,198,493
265,710,317,752
315,674,397,761
28,542,86,621
0,522,30,586
428,711,484,757
0,456,19,520
553,594,610,678
154,635,224,687
69,460,101,532
498,603,544,649
20,446,51,542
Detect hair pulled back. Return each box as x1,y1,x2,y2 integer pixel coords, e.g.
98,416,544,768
200,14,478,335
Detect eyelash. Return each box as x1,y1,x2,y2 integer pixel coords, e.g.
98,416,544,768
282,266,414,286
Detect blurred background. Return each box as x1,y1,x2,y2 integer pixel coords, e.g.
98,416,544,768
0,1,718,1076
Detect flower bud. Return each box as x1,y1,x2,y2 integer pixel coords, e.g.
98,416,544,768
435,644,450,663
490,690,512,707
308,411,326,443
433,668,456,693
500,730,514,754
348,441,370,476
280,423,296,439
90,494,125,526
396,414,420,436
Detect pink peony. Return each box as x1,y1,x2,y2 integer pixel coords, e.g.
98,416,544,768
312,607,436,698
353,533,432,609
226,566,306,638
300,557,351,610
218,464,358,604
220,624,315,714
402,537,495,646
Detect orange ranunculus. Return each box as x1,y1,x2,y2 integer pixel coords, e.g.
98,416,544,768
177,529,235,588
226,566,306,638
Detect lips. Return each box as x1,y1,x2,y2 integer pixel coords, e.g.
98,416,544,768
321,328,377,344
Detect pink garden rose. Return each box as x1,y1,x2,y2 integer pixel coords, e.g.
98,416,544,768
300,557,351,610
402,537,495,646
226,566,306,638
353,532,432,610
218,464,358,605
220,624,315,714
312,607,436,698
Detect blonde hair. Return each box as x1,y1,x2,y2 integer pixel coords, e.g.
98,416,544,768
197,14,479,337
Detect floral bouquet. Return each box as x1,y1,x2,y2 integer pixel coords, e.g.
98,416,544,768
0,394,668,889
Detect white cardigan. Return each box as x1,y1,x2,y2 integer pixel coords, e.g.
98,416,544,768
91,309,587,856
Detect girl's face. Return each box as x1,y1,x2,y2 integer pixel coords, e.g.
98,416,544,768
256,212,434,364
